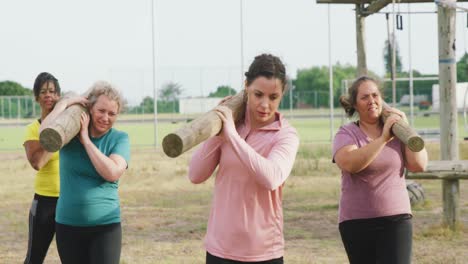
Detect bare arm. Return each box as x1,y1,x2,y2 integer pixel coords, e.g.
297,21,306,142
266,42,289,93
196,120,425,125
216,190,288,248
78,112,127,182
383,106,428,172
334,137,388,174
335,115,399,174
403,145,428,172
24,140,53,170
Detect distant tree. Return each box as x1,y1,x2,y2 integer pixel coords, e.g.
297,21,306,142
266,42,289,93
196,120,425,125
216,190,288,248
158,82,182,113
0,81,32,95
293,62,372,108
208,85,237,97
383,33,403,76
159,82,182,102
457,52,468,82
139,96,154,113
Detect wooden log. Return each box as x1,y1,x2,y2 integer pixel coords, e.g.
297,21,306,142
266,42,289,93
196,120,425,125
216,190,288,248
39,94,87,152
382,105,424,152
162,91,245,158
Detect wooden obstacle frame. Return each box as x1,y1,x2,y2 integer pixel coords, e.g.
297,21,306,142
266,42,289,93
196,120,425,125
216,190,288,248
407,160,467,229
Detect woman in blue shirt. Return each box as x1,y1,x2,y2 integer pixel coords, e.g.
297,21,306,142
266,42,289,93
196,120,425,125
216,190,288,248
40,81,130,264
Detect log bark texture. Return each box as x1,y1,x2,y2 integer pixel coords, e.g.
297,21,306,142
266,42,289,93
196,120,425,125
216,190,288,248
39,95,87,152
163,91,245,158
382,106,424,152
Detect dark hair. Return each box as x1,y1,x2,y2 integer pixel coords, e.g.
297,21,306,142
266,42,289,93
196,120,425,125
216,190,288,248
244,54,287,91
339,75,382,118
33,72,61,99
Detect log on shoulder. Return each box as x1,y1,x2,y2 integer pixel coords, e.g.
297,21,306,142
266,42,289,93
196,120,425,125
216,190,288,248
39,96,87,152
163,91,246,158
382,105,424,152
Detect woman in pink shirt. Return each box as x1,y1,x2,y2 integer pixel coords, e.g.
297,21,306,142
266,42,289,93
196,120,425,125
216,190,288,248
188,54,299,264
333,76,428,264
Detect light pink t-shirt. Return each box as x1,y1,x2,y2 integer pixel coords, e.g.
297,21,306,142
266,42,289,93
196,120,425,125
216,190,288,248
332,122,411,223
188,109,299,262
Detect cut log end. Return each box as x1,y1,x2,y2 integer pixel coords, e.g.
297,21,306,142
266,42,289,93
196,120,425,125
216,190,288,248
162,133,183,158
407,136,425,152
39,128,63,152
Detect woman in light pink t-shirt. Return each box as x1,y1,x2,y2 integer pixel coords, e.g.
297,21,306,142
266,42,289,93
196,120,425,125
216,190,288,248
188,54,299,264
333,76,428,264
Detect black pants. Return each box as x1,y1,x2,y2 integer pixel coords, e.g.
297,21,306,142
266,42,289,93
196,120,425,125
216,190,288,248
56,222,121,264
206,252,284,264
24,193,58,264
339,214,413,264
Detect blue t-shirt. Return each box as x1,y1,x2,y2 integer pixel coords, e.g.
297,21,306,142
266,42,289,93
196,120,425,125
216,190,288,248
56,128,130,226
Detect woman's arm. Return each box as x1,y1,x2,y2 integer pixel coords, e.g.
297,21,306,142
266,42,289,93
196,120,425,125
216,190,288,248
383,106,428,172
24,140,53,170
78,112,127,182
227,128,299,190
214,106,299,191
334,137,388,174
334,115,400,174
39,96,88,133
188,137,223,184
403,145,428,172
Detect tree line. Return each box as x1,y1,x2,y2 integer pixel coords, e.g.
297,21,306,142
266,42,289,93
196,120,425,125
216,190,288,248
3,40,468,115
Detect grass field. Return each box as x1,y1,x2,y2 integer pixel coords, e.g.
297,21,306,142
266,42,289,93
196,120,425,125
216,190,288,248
1,140,468,263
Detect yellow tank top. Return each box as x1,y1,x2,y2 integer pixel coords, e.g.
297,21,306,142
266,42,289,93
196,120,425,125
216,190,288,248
24,120,60,197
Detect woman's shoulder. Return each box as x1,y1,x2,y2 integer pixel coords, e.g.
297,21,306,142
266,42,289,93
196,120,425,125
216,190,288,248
278,116,298,133
26,119,40,129
336,122,359,134
105,128,129,141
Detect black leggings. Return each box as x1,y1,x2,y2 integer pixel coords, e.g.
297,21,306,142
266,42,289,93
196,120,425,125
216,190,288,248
339,214,413,264
206,252,283,264
24,193,58,264
56,222,121,264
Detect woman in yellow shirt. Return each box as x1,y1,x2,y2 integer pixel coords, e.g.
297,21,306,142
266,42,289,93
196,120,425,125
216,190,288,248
23,72,61,264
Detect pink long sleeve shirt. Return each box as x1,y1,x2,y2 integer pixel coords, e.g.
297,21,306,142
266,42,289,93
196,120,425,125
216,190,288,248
188,109,299,262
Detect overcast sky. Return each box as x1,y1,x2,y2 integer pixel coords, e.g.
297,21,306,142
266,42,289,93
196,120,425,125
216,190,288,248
1,0,468,105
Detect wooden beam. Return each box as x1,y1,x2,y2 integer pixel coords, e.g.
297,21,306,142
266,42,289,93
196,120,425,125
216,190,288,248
362,0,391,16
356,5,368,76
425,160,468,171
407,172,468,180
39,103,87,152
162,91,245,158
438,0,459,230
316,0,468,4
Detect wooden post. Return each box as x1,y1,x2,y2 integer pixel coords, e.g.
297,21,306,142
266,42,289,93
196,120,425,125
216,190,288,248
162,91,245,158
438,0,459,230
356,4,367,76
39,94,87,152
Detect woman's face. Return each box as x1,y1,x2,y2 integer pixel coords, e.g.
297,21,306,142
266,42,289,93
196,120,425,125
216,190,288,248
89,95,119,137
355,80,382,122
37,81,59,112
245,76,283,129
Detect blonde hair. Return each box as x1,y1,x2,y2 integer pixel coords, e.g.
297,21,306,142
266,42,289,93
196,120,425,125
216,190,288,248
86,81,125,113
